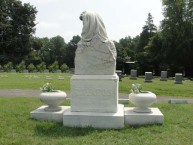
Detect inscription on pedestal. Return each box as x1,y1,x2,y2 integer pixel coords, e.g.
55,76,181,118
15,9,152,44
71,75,118,113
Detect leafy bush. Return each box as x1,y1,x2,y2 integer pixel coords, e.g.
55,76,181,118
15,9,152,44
3,62,13,72
27,63,36,72
16,60,26,72
60,63,69,72
0,65,3,70
48,61,59,73
36,62,46,72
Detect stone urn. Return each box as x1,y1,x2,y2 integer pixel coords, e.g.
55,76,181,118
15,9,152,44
40,90,67,112
129,91,157,113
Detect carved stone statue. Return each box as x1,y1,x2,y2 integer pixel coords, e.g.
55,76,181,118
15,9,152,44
75,11,117,75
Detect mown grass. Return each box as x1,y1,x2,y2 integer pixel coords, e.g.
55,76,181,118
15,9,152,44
0,73,71,91
0,97,193,145
1,73,193,97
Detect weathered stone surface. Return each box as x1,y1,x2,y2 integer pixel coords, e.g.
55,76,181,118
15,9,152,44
160,71,167,81
175,73,183,84
124,107,164,125
70,74,118,113
130,69,137,80
63,104,124,129
75,11,116,75
30,106,70,123
144,72,152,82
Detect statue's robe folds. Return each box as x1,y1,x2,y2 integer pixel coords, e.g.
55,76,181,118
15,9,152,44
75,12,117,75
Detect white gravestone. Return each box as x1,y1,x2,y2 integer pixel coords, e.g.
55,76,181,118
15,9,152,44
63,11,124,129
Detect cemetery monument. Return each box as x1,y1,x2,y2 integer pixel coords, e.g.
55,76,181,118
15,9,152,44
31,11,163,128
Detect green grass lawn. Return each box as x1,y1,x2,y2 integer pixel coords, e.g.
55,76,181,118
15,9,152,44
0,97,193,145
0,73,193,97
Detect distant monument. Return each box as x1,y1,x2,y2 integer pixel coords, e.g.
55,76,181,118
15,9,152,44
75,11,117,75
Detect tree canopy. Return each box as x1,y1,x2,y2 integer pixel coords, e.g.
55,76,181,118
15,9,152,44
1,0,193,77
0,0,37,64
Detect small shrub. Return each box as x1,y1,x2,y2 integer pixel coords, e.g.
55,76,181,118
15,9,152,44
36,62,46,72
49,61,59,73
60,63,69,72
27,63,36,72
3,62,13,72
16,60,26,72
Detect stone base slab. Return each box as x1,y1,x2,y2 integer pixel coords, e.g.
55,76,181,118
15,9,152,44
70,74,118,113
30,105,70,123
124,107,163,125
63,104,124,129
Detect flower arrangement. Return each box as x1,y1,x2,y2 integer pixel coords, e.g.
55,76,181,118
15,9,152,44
40,82,54,92
131,83,142,94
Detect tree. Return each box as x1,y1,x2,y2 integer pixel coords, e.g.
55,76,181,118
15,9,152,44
161,0,193,76
49,36,67,65
66,35,81,68
0,0,37,64
135,13,157,74
114,41,128,71
136,13,157,52
119,36,136,61
145,32,166,75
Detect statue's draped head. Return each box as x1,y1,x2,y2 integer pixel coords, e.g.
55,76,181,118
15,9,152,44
79,11,108,42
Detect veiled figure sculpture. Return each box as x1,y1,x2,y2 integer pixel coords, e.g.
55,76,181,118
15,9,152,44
75,11,117,75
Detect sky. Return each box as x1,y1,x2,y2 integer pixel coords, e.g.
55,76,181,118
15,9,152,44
21,0,164,43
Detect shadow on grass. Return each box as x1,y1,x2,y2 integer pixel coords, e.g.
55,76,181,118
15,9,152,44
34,122,108,137
34,120,164,138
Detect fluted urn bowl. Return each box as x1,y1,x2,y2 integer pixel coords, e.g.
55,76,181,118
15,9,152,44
129,91,157,113
40,90,67,112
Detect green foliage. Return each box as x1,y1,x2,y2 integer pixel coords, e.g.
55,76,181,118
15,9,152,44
3,62,13,72
49,36,67,65
16,60,26,72
27,63,36,72
135,13,157,75
66,35,81,68
0,97,193,145
145,32,165,75
60,63,69,72
40,82,53,92
48,61,59,73
0,65,3,70
36,62,46,72
0,0,37,63
161,0,193,77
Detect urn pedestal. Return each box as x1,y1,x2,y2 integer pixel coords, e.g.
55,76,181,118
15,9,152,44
129,92,157,113
40,90,67,112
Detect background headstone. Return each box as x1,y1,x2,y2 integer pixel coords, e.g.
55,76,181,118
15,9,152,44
144,72,152,82
175,73,183,84
160,71,167,81
130,69,137,80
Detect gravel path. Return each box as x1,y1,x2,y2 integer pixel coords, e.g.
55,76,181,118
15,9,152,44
0,89,193,103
